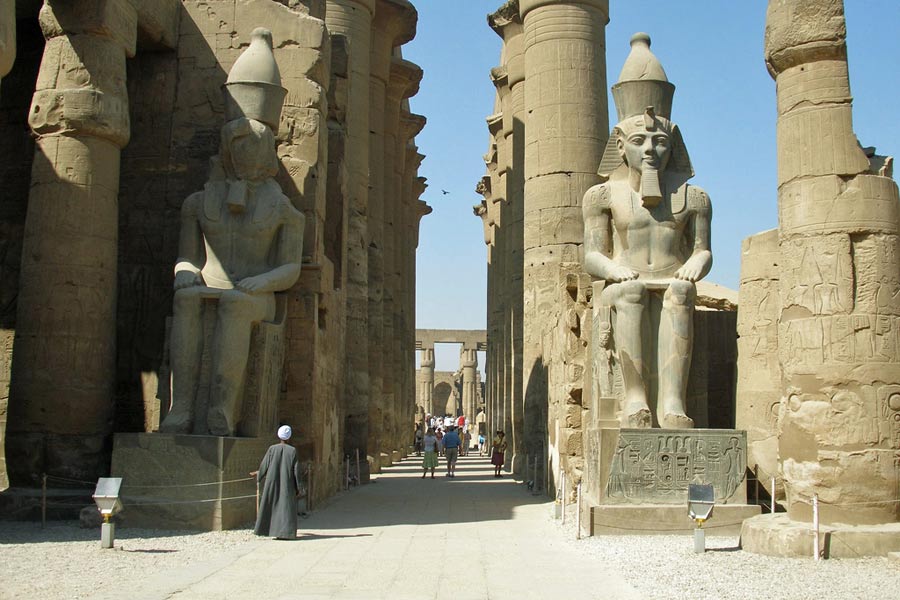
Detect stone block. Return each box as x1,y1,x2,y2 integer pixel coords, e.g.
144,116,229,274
111,433,270,530
591,503,760,536
741,513,900,558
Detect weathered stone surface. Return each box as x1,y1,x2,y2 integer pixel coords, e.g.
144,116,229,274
0,0,15,87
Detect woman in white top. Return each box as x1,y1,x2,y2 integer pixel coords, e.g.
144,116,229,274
422,428,439,479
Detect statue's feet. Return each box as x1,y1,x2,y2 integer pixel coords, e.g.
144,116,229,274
207,407,235,437
660,412,694,429
622,408,651,428
159,410,193,434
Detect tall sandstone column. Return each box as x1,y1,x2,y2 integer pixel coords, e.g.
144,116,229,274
398,108,425,442
420,347,435,415
461,347,478,419
385,57,421,454
519,0,609,475
6,0,137,485
765,0,900,525
489,1,526,468
326,0,375,481
368,0,416,464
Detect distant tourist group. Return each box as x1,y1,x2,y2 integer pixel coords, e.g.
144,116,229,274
415,414,507,479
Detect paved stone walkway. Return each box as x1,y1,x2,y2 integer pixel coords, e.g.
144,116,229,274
121,455,639,600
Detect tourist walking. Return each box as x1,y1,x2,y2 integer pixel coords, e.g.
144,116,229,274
442,425,462,477
478,433,486,456
251,425,304,539
462,428,472,457
422,427,439,478
491,430,507,477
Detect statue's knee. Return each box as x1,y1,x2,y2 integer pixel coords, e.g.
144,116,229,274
217,290,255,318
617,280,647,305
665,280,695,305
173,287,202,313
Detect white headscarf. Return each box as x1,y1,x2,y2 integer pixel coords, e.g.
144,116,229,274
277,425,292,440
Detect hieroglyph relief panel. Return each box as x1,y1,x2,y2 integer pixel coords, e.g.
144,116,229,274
605,429,747,504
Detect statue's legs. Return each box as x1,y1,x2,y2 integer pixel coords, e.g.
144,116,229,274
602,281,651,428
658,279,695,429
161,287,206,433
207,290,275,436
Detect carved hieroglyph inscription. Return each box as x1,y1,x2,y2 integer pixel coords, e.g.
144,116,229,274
605,429,747,504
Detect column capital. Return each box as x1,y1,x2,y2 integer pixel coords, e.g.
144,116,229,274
388,57,423,103
373,0,417,46
489,1,522,38
400,111,426,142
519,0,609,21
38,0,138,56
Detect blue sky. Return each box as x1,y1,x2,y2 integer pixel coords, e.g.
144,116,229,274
405,1,900,374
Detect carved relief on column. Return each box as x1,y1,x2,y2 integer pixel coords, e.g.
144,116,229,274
765,0,900,526
7,0,138,486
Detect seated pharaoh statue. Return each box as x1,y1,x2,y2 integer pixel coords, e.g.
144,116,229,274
583,33,712,430
160,29,305,436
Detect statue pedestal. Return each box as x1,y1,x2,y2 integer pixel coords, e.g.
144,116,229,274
583,427,760,536
111,433,271,530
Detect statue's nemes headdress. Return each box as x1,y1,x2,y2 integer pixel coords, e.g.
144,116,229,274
223,28,287,133
597,33,693,182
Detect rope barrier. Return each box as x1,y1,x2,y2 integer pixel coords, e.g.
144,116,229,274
121,476,254,489
121,494,257,507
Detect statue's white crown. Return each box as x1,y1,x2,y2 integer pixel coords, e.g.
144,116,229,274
611,32,675,122
223,28,287,133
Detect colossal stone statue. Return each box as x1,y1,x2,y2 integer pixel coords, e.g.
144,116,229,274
583,33,712,429
160,29,304,437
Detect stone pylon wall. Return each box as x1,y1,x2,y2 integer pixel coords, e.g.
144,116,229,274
1,0,428,505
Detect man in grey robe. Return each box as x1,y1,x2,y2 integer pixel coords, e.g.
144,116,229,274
252,425,303,539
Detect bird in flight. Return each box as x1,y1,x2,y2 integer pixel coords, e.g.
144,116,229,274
441,190,450,195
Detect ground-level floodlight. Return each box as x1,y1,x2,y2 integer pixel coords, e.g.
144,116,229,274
92,478,123,549
688,483,715,554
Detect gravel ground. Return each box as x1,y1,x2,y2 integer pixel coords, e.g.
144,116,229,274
552,507,900,600
2,511,899,600
0,520,258,600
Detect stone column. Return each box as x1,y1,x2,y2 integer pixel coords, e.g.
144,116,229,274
420,347,435,415
0,0,14,96
326,0,375,481
6,0,137,486
518,0,608,475
461,347,478,419
765,0,900,526
367,0,416,462
398,108,424,446
385,58,421,454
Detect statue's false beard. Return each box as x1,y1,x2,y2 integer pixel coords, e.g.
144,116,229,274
640,165,662,207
